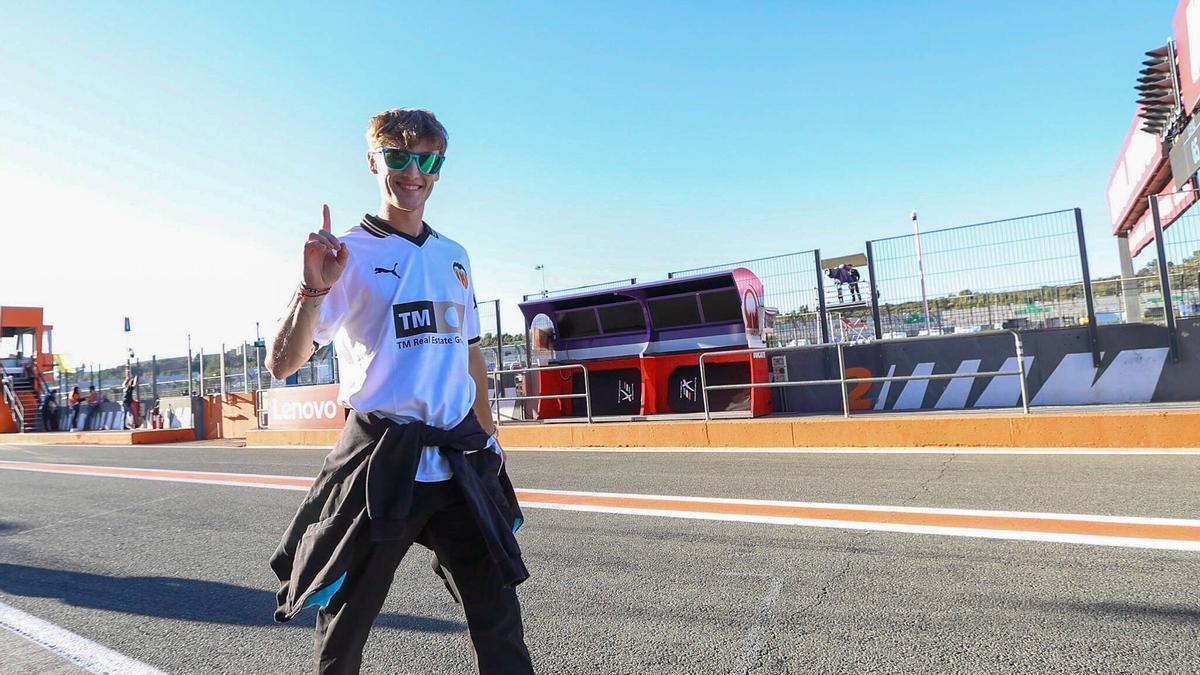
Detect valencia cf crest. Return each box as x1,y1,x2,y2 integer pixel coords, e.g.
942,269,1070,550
452,261,469,289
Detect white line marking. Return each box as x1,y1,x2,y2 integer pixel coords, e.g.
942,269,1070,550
521,487,1200,527
519,501,1200,551
3,460,1198,551
0,464,312,491
0,599,166,674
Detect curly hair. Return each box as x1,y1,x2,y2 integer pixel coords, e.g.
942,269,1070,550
365,108,448,153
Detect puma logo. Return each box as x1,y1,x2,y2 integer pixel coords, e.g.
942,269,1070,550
374,263,401,279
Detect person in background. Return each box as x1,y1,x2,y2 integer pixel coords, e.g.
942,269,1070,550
69,386,82,431
827,266,847,303
41,390,58,432
85,385,100,430
122,370,139,429
846,263,862,302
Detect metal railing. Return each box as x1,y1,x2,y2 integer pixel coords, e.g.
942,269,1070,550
2,376,24,431
489,363,593,424
523,278,638,301
698,331,1029,420
254,389,267,429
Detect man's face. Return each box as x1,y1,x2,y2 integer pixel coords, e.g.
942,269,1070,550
368,138,442,213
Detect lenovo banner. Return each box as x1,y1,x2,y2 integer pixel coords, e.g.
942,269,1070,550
260,384,346,430
1107,112,1167,234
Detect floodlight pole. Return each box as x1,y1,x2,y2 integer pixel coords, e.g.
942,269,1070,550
912,210,932,334
187,334,193,398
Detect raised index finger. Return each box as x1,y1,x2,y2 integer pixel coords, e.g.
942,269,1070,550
321,204,331,233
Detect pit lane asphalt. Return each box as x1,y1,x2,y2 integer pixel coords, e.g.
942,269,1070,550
1,442,1197,674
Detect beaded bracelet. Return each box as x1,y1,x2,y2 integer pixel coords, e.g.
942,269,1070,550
298,283,331,299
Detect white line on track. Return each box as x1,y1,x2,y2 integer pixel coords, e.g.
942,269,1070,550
3,460,1199,551
518,501,1200,551
0,600,166,675
523,487,1200,526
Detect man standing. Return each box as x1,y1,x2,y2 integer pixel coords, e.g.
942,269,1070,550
84,385,100,430
121,370,139,429
266,108,533,675
846,263,862,303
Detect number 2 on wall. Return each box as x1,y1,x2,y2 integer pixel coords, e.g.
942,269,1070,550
843,366,874,410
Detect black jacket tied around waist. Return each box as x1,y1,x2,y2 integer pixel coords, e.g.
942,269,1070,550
270,410,527,622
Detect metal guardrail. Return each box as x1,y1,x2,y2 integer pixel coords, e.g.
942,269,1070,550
254,389,267,429
699,331,1029,419
2,376,25,432
489,363,593,424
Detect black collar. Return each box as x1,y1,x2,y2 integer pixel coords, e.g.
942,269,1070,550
360,214,437,246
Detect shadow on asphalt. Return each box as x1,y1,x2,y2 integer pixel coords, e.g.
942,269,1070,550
1037,599,1200,623
0,563,464,633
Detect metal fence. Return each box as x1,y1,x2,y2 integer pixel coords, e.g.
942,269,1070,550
36,204,1194,423
475,298,528,370
1161,200,1200,320
669,250,826,346
867,209,1094,337
48,338,336,408
698,331,1030,419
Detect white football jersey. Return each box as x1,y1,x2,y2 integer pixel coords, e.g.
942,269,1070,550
311,214,490,481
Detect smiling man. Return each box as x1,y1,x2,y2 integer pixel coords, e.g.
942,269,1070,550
266,108,533,675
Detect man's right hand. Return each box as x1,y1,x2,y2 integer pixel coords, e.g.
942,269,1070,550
303,204,349,290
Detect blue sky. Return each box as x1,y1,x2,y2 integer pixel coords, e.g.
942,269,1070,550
0,0,1177,364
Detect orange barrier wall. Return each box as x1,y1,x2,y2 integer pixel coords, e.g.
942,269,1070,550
492,409,1200,449
201,392,258,439
244,408,1200,449
0,397,17,434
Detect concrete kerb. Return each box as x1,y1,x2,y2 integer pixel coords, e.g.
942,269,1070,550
238,409,1200,449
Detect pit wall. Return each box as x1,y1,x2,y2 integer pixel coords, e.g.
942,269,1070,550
22,393,253,440
0,397,15,433
202,392,256,439
772,319,1200,414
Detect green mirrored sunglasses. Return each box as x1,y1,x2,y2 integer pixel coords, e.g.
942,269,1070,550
374,147,446,175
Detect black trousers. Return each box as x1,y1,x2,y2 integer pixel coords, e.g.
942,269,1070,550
313,478,533,675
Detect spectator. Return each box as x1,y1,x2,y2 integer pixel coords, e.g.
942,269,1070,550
85,385,100,430
827,266,849,303
846,263,862,302
41,390,58,432
122,370,139,429
826,264,863,304
69,386,83,430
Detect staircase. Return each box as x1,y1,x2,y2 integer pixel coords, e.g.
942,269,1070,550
11,376,41,432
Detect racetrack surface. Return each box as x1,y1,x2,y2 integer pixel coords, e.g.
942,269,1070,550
0,442,1197,674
